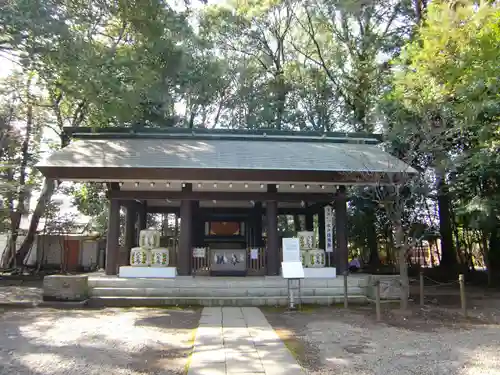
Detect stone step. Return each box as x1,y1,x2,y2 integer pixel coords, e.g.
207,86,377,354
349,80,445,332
89,286,365,298
88,275,368,289
87,295,368,307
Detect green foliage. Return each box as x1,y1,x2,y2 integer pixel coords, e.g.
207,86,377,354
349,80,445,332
1,0,498,275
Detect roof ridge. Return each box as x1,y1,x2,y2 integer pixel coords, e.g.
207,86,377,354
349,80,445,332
63,127,382,144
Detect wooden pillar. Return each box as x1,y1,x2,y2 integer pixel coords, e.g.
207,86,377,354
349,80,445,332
192,200,203,247
124,203,136,258
266,200,279,276
252,202,263,247
178,199,192,275
305,211,314,231
335,186,348,274
318,210,326,250
105,199,120,275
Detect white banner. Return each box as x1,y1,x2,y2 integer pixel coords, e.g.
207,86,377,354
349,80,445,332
324,205,334,253
250,248,259,260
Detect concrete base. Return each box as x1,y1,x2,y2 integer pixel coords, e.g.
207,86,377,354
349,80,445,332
43,274,88,301
118,266,177,278
303,267,336,278
86,274,370,306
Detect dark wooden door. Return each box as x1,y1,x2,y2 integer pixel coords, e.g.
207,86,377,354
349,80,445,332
63,239,80,272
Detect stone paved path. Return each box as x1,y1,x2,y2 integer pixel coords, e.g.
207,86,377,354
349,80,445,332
188,307,304,375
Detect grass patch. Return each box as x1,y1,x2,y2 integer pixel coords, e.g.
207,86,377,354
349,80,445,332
183,327,198,375
274,328,307,363
261,304,321,314
157,305,202,311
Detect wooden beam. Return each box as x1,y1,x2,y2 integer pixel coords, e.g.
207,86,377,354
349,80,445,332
109,190,334,203
39,166,399,184
146,206,315,215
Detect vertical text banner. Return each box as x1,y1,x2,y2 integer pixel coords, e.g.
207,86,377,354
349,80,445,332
324,205,334,253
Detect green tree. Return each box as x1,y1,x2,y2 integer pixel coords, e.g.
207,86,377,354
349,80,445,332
391,1,500,273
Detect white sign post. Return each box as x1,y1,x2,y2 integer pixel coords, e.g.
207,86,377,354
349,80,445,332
281,237,304,309
282,238,301,263
324,205,334,253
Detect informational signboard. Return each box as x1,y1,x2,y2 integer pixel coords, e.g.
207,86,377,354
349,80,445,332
193,247,206,258
282,261,304,279
324,205,334,253
250,248,259,260
282,238,301,263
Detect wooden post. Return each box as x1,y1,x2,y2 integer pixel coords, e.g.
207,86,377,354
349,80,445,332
105,199,120,275
124,203,136,259
343,270,348,308
335,186,348,274
191,200,203,247
178,199,193,276
253,202,263,247
459,274,467,317
419,271,424,306
375,280,381,321
318,209,326,251
266,200,279,276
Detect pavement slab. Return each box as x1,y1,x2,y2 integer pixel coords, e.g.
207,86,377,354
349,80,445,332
188,307,304,375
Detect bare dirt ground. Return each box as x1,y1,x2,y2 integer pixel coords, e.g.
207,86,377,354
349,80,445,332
264,287,500,375
0,278,43,306
0,307,201,375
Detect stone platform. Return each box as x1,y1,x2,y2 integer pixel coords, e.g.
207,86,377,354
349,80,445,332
87,274,371,307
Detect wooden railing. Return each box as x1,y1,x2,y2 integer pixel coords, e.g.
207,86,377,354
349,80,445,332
192,247,210,276
189,246,335,276
247,248,267,275
165,238,178,267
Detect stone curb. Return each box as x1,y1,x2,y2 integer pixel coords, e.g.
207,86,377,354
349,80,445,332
0,299,89,309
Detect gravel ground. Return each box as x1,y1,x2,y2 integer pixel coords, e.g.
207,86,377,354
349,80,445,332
264,306,500,375
0,307,201,375
0,280,43,306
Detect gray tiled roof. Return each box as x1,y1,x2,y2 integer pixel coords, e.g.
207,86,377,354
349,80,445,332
37,138,416,174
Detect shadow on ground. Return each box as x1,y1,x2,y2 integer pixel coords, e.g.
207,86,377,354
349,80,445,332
0,307,201,375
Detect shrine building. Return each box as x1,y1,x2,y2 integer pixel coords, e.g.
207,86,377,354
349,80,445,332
37,127,413,282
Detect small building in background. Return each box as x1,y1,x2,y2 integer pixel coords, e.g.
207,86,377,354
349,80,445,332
0,216,105,272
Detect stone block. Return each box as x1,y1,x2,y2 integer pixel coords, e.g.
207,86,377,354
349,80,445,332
43,275,88,302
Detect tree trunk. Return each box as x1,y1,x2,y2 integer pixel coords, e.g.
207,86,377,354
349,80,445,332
366,208,380,266
395,220,409,310
437,177,456,268
482,231,492,287
7,99,33,268
15,179,56,266
293,215,301,232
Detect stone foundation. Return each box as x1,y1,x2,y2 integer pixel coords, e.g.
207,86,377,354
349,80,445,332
43,275,89,301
